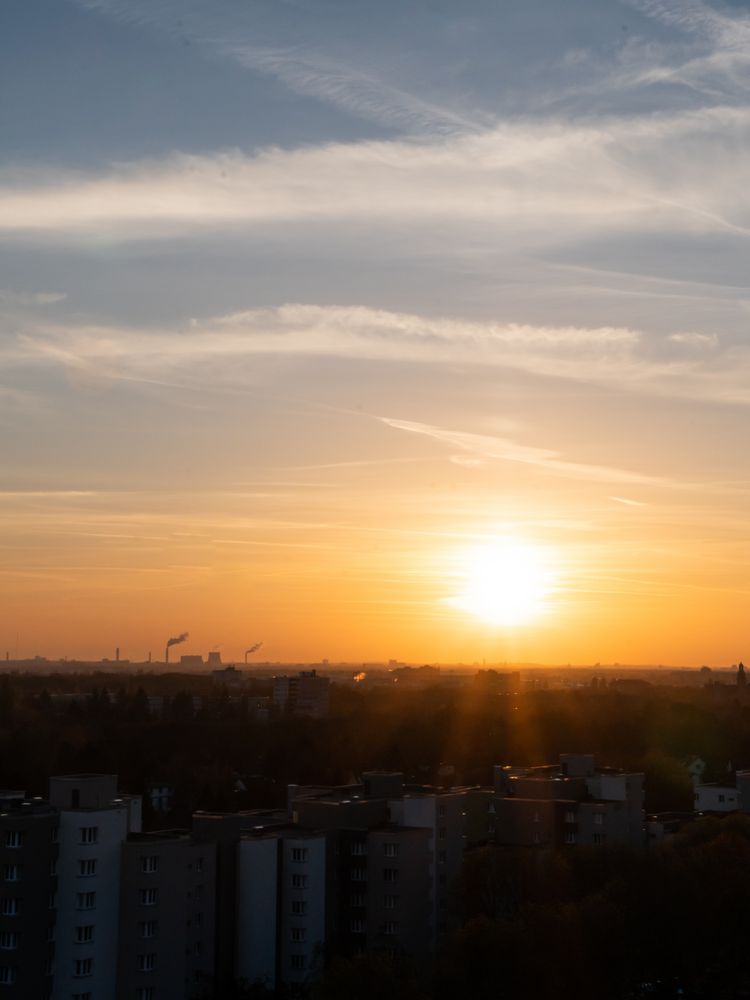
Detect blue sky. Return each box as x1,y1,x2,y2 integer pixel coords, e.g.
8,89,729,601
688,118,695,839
2,0,750,663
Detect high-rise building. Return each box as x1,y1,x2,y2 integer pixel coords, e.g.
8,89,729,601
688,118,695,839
117,831,216,1000
0,792,58,998
49,774,141,1000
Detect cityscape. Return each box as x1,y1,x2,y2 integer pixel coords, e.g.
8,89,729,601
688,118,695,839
3,0,750,997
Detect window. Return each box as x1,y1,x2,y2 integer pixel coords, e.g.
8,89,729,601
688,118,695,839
195,857,204,873
2,865,21,882
350,868,366,882
0,968,16,986
76,892,96,910
0,898,18,917
383,842,399,858
195,912,203,928
291,928,306,943
292,900,307,916
194,885,204,901
75,925,94,944
49,860,57,877
564,831,577,845
141,855,159,874
533,831,541,845
438,805,447,818
43,959,53,977
74,958,93,978
349,893,365,908
384,894,398,910
48,890,57,910
438,827,447,841
438,851,447,864
77,859,97,878
51,827,59,844
135,989,154,1000
383,921,398,936
71,994,92,1000
350,918,365,933
593,833,605,845
46,924,55,943
139,888,159,907
79,827,98,845
533,811,541,823
291,874,307,890
383,868,399,883
350,841,366,856
291,847,308,863
290,955,306,971
138,954,157,973
3,831,23,849
594,813,604,826
0,932,18,950
564,810,576,824
139,920,158,939
718,794,725,804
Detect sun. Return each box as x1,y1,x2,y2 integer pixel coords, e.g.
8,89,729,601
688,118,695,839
449,537,555,626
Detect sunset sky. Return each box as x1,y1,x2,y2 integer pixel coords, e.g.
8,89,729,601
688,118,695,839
2,0,750,665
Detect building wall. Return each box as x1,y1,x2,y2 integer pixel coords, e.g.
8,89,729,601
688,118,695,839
236,836,279,990
53,805,129,1000
365,828,430,959
279,834,327,987
694,784,739,812
0,802,57,999
117,835,216,1000
390,793,465,944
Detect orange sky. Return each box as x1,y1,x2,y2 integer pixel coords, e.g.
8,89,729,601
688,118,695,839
3,1,750,666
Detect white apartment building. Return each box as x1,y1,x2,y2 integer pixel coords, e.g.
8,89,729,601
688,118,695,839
49,775,141,1000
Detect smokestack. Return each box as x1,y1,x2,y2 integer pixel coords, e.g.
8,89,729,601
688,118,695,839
115,647,120,662
148,651,152,664
244,641,263,664
165,632,189,664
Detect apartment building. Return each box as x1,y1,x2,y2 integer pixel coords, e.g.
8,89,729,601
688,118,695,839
236,827,330,991
0,793,58,998
50,774,141,1000
117,831,216,1000
493,753,645,849
273,670,330,718
388,789,465,943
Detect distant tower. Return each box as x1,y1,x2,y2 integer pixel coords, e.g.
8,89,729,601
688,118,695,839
738,662,747,687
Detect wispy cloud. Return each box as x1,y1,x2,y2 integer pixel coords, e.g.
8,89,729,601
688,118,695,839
378,417,669,486
74,0,479,135
6,302,750,405
0,105,748,244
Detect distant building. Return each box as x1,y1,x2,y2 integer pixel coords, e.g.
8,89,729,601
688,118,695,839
273,670,330,719
493,753,645,849
212,666,246,689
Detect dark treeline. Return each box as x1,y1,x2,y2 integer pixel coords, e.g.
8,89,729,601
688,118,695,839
1,672,749,824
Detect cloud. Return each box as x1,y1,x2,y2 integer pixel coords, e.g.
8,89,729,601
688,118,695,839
6,303,750,405
623,0,750,100
73,0,479,135
377,417,669,486
0,290,67,307
0,105,748,245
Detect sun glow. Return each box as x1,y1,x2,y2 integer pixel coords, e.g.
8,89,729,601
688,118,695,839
449,537,556,626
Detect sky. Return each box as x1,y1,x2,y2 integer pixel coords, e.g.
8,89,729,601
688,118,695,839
2,0,750,666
